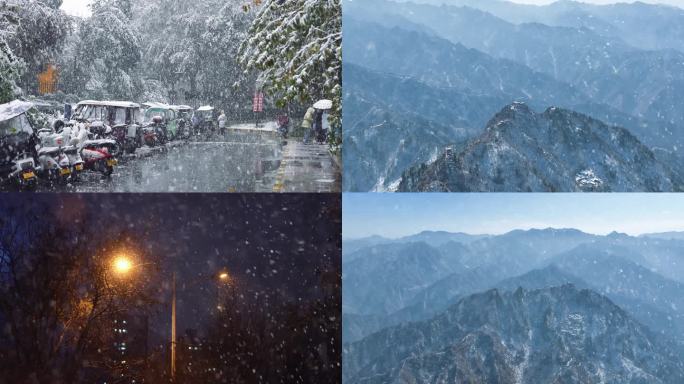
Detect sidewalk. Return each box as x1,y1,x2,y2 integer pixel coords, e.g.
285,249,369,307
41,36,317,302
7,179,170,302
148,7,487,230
272,140,341,192
227,121,277,133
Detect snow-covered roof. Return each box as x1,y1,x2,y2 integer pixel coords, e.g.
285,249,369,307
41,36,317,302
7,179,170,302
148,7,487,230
27,99,58,108
0,100,34,121
142,101,172,109
197,105,214,111
77,100,140,108
171,105,193,111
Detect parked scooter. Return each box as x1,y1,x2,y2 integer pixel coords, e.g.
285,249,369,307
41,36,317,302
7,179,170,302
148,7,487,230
39,123,89,180
2,149,38,189
81,141,117,176
111,122,140,155
61,119,118,177
0,101,39,189
57,125,87,180
36,128,73,184
142,122,159,147
143,115,167,146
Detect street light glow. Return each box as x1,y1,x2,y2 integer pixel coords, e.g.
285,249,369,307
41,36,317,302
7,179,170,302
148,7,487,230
219,272,229,281
113,256,133,275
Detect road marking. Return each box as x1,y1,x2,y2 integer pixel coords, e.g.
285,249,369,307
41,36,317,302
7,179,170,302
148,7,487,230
185,141,277,146
272,143,292,192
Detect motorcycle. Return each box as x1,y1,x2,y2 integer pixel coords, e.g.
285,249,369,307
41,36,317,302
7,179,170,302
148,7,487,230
277,114,289,139
143,115,167,146
142,124,158,147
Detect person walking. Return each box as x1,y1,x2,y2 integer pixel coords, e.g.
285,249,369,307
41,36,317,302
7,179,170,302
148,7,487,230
313,110,324,144
301,106,315,144
191,113,200,136
218,110,227,135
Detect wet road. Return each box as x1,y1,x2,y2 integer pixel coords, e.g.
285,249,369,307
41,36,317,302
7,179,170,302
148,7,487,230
77,131,282,192
6,126,283,193
2,122,342,193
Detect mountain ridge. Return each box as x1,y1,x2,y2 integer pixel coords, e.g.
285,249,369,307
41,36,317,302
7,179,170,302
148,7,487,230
399,102,684,191
343,284,684,384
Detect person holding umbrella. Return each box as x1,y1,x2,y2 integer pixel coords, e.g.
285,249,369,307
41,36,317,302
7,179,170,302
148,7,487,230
301,106,315,144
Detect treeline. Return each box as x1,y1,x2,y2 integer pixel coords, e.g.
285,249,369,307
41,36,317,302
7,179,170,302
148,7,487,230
1,0,256,111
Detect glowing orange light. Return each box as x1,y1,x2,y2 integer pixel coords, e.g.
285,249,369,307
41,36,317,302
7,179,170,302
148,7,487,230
112,256,133,275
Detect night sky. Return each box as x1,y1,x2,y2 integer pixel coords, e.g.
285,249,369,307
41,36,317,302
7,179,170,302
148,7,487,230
0,193,341,338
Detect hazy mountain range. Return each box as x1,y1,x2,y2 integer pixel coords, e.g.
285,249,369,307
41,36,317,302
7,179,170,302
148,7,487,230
343,0,684,191
342,229,684,383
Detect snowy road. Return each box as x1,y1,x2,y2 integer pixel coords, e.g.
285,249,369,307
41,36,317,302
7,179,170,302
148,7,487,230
0,125,281,193
73,129,282,193
2,123,341,193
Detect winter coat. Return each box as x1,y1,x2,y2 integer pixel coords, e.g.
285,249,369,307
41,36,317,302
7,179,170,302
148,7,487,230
301,107,315,129
218,114,227,129
314,110,323,132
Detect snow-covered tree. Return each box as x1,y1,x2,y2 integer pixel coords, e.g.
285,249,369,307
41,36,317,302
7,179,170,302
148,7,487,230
0,201,157,383
196,1,254,107
0,2,24,102
8,0,68,93
238,0,342,129
74,0,143,99
137,0,255,111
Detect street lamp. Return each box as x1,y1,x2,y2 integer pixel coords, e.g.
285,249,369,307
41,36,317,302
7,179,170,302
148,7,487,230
172,269,231,382
109,258,231,383
216,270,232,311
112,256,133,275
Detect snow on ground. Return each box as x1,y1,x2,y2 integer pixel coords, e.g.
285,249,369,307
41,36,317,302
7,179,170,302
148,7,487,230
575,169,603,189
228,121,278,132
386,178,402,192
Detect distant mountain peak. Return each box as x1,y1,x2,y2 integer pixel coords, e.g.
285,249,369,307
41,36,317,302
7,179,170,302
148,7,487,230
344,284,684,384
400,105,682,192
486,101,535,130
416,229,452,235
607,230,630,238
504,227,587,236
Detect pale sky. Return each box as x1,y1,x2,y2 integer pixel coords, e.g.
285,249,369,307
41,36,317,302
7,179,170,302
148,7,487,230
508,0,684,7
61,0,92,17
343,194,684,239
61,0,684,17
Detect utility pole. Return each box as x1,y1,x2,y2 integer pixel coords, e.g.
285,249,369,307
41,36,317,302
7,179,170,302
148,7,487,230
171,271,177,382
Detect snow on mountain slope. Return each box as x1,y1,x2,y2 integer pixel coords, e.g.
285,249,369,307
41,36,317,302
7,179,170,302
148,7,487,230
399,103,683,192
343,285,684,384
